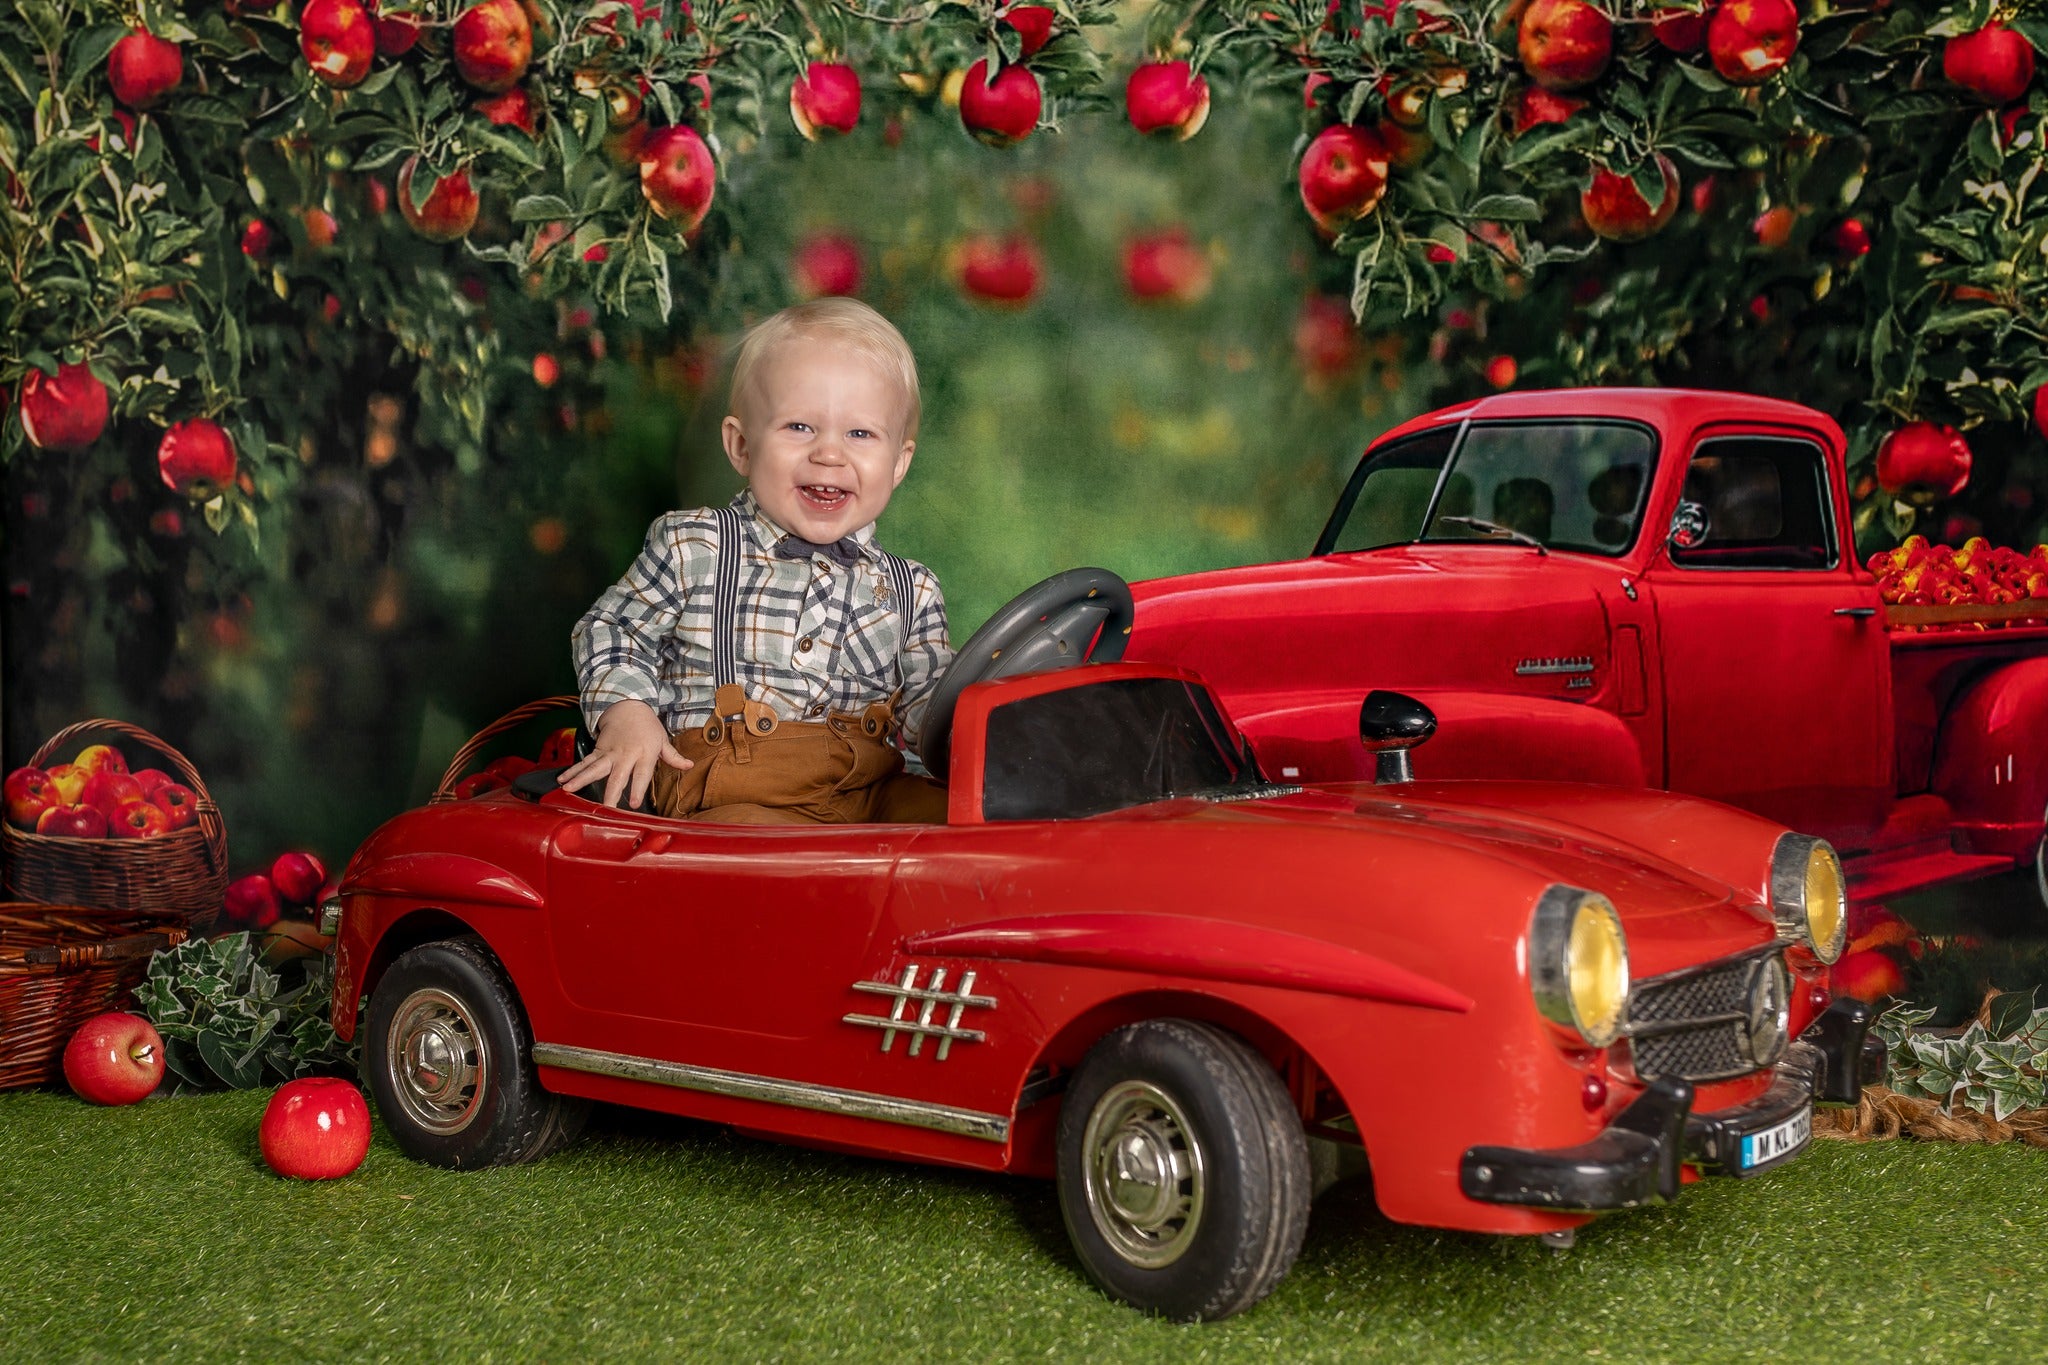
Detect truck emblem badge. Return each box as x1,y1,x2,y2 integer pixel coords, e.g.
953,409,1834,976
1515,656,1595,676
844,964,996,1060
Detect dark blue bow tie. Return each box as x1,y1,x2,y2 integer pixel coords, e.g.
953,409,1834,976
775,534,862,567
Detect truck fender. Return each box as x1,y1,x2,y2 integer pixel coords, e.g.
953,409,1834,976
1235,689,1649,788
1931,658,2048,859
342,852,543,910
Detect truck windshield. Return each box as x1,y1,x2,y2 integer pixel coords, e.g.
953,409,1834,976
1318,420,1658,557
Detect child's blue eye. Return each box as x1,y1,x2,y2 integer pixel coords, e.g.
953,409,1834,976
849,429,874,440
786,422,812,433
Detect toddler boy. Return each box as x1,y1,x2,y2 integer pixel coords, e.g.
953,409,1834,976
558,298,951,824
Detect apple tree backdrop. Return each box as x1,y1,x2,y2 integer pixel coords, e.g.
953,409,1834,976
3,0,2045,883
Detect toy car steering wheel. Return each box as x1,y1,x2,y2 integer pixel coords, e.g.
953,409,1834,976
917,567,1135,780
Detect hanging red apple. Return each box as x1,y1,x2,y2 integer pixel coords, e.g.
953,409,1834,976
1298,124,1390,234
299,0,377,90
1120,228,1212,304
792,231,863,297
2035,386,2048,442
453,0,533,94
791,62,861,138
1829,217,1870,258
1512,84,1586,132
1126,61,1211,140
18,361,110,452
1580,154,1680,242
1876,422,1972,501
1518,0,1613,93
1293,294,1360,383
475,86,536,134
366,0,420,56
1943,23,2035,105
397,156,481,241
1000,5,1055,55
959,59,1042,147
1707,0,1799,86
107,30,182,110
1651,4,1712,52
956,233,1043,306
639,125,716,229
158,418,238,499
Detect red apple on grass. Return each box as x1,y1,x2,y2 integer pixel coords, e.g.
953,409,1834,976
956,233,1043,306
791,62,861,138
398,157,481,242
158,419,237,499
37,805,110,839
300,0,377,90
960,59,1042,147
4,767,57,830
261,1078,372,1180
1581,154,1680,242
1707,0,1799,86
1944,23,2034,105
63,1013,164,1105
271,851,329,905
1000,4,1054,55
223,873,283,930
108,30,182,110
151,782,198,830
1877,422,1972,501
793,232,863,297
453,0,533,93
1126,61,1211,139
1518,0,1612,92
1298,124,1390,234
18,361,109,452
638,126,716,229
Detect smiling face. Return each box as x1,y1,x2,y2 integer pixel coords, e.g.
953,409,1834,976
721,332,917,543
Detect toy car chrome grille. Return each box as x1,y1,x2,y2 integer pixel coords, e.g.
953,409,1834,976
1625,949,1785,1083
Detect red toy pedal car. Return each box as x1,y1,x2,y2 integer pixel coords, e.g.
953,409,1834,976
328,570,1876,1321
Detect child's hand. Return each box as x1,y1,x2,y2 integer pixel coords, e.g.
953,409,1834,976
556,699,692,808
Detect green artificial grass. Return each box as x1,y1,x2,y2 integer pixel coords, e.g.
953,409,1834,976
2,1088,2045,1362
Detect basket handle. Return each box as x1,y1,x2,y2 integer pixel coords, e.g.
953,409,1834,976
23,931,178,967
431,696,581,802
26,718,228,878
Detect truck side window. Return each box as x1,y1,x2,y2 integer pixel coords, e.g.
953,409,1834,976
1316,427,1460,555
1668,436,1835,570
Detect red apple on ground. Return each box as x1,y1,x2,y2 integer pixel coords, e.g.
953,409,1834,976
18,361,109,452
1580,154,1680,242
300,0,377,89
956,233,1043,306
1518,0,1612,92
1298,124,1390,234
1707,0,1799,86
453,0,532,93
157,419,237,499
270,851,329,904
261,1078,372,1180
475,86,536,134
1121,227,1212,303
37,804,110,839
1001,4,1054,54
63,1013,165,1105
110,800,172,839
223,873,283,930
959,59,1042,147
151,782,198,830
108,30,182,110
1126,61,1211,139
792,232,863,297
4,767,56,830
398,157,481,242
1944,23,2034,104
791,62,861,138
638,126,716,229
1877,422,1971,500
1512,84,1585,132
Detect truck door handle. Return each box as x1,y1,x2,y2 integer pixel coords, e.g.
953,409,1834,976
1833,606,1877,618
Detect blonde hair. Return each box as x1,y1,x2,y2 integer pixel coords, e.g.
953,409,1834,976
728,298,922,440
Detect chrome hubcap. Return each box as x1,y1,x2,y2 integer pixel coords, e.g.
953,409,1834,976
1082,1080,1204,1268
387,987,488,1135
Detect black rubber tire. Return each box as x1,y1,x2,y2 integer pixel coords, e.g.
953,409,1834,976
1055,1019,1311,1322
364,936,588,1170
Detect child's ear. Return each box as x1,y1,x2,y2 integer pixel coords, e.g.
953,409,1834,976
720,414,750,476
891,439,915,489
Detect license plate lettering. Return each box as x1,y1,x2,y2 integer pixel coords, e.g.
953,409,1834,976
1740,1108,1810,1170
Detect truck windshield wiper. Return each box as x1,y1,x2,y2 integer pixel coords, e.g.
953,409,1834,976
1434,515,1548,555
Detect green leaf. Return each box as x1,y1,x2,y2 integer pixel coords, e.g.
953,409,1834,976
1464,194,1541,224
1501,121,1595,169
1986,989,2039,1039
196,1029,266,1089
1923,306,2009,337
60,26,125,94
512,194,577,223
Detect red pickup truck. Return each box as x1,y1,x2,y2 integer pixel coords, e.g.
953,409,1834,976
1125,388,2048,908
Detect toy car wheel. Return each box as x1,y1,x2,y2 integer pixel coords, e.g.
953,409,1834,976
1055,1019,1311,1321
365,936,588,1169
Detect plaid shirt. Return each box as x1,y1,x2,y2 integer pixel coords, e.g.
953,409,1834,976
573,491,952,749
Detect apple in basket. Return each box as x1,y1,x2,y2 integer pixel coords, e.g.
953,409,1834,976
73,744,130,776
64,1012,166,1104
261,1078,372,1179
36,804,110,838
4,766,58,829
151,782,198,830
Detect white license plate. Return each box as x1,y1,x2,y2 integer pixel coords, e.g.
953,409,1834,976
1740,1108,1811,1170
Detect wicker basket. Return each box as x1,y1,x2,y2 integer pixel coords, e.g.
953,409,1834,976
2,719,229,937
0,903,188,1090
429,695,579,803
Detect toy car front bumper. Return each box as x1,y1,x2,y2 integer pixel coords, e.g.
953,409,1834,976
1459,998,1879,1213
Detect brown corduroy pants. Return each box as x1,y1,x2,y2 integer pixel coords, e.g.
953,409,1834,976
649,695,947,826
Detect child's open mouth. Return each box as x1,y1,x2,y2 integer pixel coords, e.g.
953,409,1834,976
798,484,851,511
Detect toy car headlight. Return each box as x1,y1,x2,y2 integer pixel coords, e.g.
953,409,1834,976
1769,833,1846,965
1529,886,1629,1048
